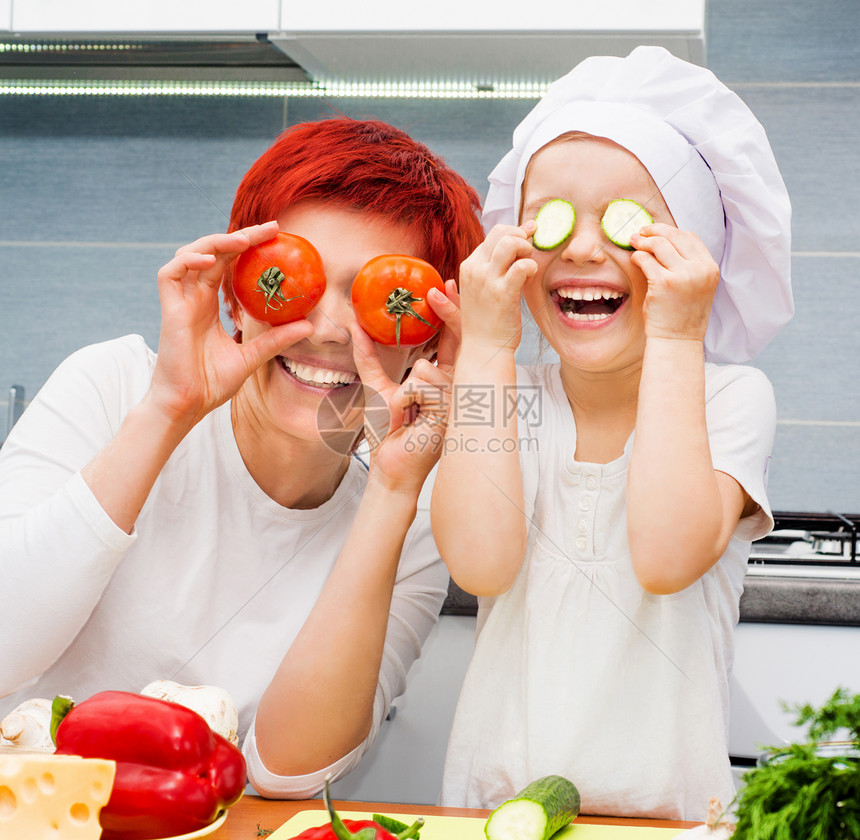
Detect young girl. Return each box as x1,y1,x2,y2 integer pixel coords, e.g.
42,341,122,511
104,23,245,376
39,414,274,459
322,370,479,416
432,47,793,820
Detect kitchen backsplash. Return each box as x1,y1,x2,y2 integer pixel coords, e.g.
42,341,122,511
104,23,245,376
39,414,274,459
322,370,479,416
1,0,858,513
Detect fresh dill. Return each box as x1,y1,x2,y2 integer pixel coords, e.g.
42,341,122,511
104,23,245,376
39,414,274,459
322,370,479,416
733,687,860,839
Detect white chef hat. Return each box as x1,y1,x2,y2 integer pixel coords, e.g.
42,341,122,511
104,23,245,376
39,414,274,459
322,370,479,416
483,46,794,363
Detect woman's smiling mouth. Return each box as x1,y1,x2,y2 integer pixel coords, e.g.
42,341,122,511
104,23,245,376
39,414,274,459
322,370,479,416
279,357,359,388
552,287,627,322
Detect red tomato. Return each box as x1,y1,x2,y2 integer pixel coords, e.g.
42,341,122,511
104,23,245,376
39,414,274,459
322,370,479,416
351,255,444,347
233,231,326,325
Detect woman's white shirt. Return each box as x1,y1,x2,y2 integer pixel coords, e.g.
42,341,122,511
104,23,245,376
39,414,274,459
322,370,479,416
0,334,448,796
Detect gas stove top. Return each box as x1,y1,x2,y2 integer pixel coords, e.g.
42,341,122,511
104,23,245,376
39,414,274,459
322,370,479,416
749,511,860,579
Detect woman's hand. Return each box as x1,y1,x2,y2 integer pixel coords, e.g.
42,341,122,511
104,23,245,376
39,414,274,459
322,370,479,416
457,222,538,351
76,223,314,534
254,284,462,779
148,221,314,429
350,280,461,497
630,223,720,344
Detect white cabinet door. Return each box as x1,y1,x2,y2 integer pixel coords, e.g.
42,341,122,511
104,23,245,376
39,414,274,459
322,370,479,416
11,0,280,33
281,0,704,33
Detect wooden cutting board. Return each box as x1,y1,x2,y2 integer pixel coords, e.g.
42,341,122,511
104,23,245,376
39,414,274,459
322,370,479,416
267,810,686,840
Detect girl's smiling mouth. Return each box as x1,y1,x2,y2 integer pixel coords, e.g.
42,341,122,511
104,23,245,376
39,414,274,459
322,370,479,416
551,286,627,322
278,357,359,389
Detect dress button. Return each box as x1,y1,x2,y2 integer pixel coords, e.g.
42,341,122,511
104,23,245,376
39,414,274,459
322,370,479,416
575,537,588,551
585,476,598,491
579,497,591,511
577,520,587,533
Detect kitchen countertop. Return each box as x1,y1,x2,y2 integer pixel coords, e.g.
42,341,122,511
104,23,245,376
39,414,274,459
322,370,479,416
211,795,698,838
740,571,860,625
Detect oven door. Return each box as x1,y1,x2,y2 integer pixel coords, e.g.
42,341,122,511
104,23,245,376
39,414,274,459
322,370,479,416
730,512,860,787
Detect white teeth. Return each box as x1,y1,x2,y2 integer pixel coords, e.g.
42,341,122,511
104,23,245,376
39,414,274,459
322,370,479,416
563,311,613,321
557,287,622,301
283,359,357,387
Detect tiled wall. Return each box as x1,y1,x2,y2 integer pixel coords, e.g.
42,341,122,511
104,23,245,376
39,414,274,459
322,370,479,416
1,0,858,513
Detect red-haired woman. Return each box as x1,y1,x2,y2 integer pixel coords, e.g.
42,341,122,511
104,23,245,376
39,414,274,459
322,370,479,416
0,119,483,797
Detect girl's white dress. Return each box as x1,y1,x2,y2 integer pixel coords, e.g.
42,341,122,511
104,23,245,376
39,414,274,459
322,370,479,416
440,362,776,821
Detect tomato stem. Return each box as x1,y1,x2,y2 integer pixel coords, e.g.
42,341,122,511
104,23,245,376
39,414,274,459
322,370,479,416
256,267,303,311
385,287,437,347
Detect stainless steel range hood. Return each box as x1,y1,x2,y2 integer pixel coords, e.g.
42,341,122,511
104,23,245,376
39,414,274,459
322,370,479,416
0,35,310,83
1,0,705,94
267,0,706,87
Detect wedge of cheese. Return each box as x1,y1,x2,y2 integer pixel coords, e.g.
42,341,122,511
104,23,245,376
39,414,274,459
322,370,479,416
0,751,115,838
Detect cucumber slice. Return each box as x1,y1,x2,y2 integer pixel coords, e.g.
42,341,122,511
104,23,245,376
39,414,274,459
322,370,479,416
601,199,654,250
532,199,575,250
485,776,581,840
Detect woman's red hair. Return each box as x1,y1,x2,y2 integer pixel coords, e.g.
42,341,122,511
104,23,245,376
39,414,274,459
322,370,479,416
223,118,484,331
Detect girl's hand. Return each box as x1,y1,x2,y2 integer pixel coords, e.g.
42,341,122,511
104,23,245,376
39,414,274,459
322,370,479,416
630,223,720,343
428,279,462,373
350,289,460,497
458,222,538,351
148,221,314,428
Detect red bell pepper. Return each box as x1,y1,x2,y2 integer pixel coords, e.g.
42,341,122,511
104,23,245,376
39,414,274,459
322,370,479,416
52,690,246,840
289,777,424,840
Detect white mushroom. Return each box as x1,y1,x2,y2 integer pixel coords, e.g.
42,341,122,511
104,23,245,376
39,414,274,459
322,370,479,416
0,697,55,749
140,680,239,745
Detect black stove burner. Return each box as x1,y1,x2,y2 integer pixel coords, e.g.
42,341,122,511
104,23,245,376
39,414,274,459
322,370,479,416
752,511,859,566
